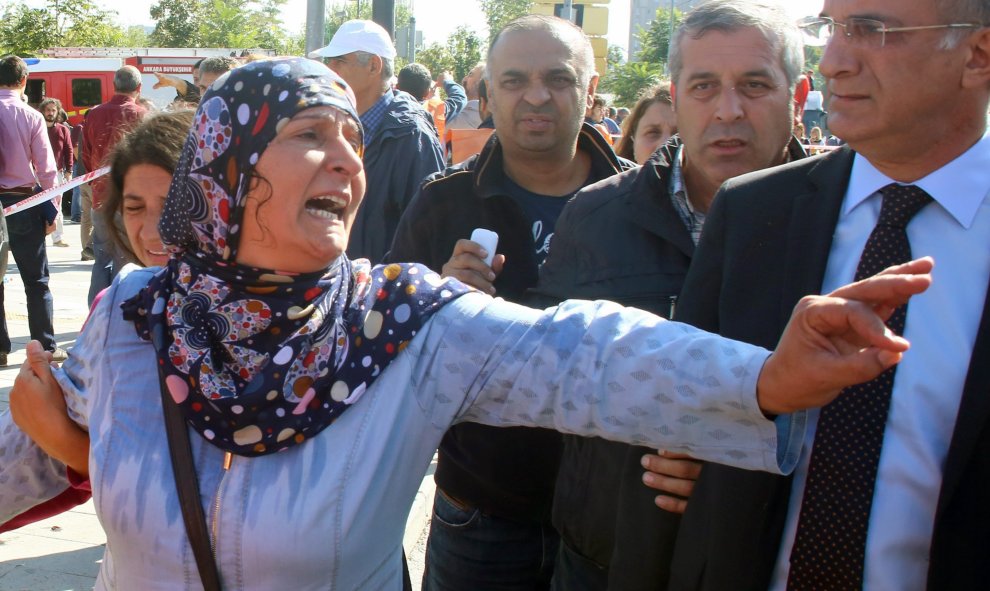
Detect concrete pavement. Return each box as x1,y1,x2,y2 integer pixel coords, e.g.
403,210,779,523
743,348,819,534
0,221,434,590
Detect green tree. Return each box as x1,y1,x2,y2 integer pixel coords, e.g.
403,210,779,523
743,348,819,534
150,0,205,47
150,0,299,50
414,42,452,81
324,2,411,49
200,0,259,48
250,0,291,51
0,0,128,55
636,6,682,65
414,26,482,84
0,4,59,55
607,44,625,68
121,25,151,47
445,26,483,82
804,45,822,87
478,0,532,42
599,61,663,107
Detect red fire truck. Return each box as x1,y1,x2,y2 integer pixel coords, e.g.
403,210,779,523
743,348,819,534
25,47,275,124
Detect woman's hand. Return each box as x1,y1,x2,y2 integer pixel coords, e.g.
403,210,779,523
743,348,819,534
9,340,90,478
757,258,933,415
640,450,702,514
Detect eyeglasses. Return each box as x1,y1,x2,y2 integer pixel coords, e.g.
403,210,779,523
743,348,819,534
799,16,983,48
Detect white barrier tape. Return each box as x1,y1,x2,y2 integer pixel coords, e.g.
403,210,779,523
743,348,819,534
800,143,843,151
2,166,111,216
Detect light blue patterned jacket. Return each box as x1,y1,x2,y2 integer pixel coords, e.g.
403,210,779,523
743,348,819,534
0,265,804,590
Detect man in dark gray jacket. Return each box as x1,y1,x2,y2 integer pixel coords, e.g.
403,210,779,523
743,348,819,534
389,15,633,591
528,2,806,588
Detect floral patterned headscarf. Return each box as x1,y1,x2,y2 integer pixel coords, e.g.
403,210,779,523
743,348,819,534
123,58,469,457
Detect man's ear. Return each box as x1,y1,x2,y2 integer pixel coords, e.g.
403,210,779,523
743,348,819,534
586,73,600,110
670,81,678,112
961,28,990,90
369,54,384,77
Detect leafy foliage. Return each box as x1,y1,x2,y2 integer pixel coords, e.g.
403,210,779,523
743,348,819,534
596,7,682,107
150,0,204,46
0,0,303,55
415,26,483,84
199,0,258,47
607,44,625,67
804,45,822,88
636,6,682,65
324,2,411,48
599,61,663,107
121,25,151,47
478,0,532,42
0,0,127,55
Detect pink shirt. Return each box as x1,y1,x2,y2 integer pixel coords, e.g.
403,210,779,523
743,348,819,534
0,88,57,191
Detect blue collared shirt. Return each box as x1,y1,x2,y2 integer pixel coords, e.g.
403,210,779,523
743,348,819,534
360,91,393,147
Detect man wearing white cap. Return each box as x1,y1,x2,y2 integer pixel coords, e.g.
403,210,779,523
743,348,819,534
310,20,445,263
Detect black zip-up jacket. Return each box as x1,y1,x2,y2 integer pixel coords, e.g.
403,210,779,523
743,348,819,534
527,136,806,589
386,123,633,522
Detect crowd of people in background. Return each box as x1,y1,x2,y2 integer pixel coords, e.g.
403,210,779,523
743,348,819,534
0,0,988,588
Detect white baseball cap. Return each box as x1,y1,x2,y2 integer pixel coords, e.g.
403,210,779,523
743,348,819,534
309,20,397,60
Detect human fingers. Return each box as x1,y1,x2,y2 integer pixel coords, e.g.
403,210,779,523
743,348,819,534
806,297,910,355
491,254,506,277
874,257,934,277
655,494,689,514
828,267,931,311
25,340,55,380
442,265,496,294
442,240,497,294
643,469,696,498
152,72,166,89
11,360,68,433
757,295,908,414
641,450,702,480
451,238,491,262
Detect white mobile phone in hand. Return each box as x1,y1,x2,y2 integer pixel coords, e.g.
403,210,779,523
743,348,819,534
470,228,499,267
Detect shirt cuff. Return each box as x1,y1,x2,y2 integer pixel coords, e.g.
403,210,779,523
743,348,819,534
774,410,808,474
738,351,807,474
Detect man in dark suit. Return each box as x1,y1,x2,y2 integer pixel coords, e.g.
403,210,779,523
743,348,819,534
654,0,990,589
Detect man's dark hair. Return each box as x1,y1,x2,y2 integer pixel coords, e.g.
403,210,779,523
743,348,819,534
199,56,239,77
0,54,28,87
592,94,607,109
397,63,433,101
39,97,63,113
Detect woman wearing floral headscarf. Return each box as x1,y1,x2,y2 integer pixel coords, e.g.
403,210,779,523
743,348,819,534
0,58,929,589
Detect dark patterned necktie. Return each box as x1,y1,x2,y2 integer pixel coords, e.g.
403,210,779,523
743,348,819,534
787,184,933,590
